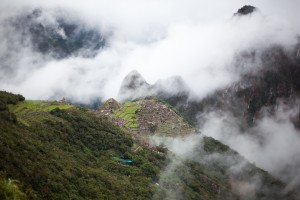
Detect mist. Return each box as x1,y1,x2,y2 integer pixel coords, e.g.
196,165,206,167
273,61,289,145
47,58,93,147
2,0,300,197
149,133,284,199
0,0,299,103
199,99,300,190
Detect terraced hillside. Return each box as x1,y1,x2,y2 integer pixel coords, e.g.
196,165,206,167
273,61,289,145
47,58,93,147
97,98,195,146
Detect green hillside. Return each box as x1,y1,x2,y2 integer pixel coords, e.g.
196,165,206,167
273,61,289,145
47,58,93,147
8,100,74,126
0,91,164,199
0,91,296,199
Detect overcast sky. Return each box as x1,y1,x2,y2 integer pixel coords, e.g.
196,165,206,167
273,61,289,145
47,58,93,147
0,0,299,101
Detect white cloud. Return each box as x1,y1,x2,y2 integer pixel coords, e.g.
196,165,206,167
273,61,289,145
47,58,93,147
200,100,300,189
0,0,299,102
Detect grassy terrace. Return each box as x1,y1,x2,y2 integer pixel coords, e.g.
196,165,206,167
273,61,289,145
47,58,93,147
8,100,74,126
112,101,141,128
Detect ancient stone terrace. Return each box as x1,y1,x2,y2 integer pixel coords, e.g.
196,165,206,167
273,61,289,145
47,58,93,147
98,98,194,137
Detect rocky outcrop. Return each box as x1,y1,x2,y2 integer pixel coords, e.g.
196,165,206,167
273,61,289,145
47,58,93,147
234,5,257,16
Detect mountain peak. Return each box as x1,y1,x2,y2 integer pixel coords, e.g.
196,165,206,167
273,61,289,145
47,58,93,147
121,70,149,90
234,5,257,16
118,70,151,100
100,98,120,110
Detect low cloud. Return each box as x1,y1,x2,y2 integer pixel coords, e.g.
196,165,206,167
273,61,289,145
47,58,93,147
199,99,300,190
150,133,283,199
0,1,299,103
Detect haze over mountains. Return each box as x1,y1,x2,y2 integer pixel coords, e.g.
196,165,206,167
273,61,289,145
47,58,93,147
1,0,300,199
1,1,299,101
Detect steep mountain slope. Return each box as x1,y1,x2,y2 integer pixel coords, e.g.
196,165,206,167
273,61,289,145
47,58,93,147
0,91,164,199
0,91,296,199
153,135,294,200
97,97,296,199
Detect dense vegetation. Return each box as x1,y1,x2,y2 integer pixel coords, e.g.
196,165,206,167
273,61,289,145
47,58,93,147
0,172,27,200
0,91,25,122
153,135,296,200
0,91,296,199
0,91,165,199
